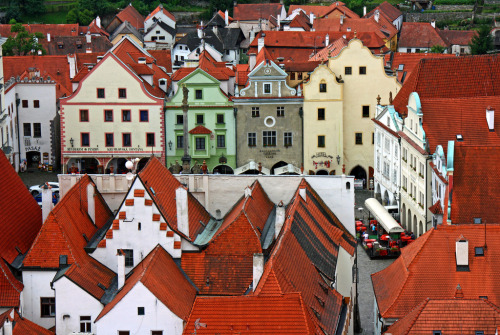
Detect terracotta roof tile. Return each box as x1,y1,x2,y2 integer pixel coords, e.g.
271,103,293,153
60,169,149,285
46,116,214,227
289,11,312,31
115,4,144,31
309,37,348,61
235,64,250,86
0,23,79,38
112,220,120,230
438,29,477,46
233,3,284,21
288,2,359,19
0,151,42,264
313,16,397,40
0,259,23,308
189,125,212,134
428,199,443,215
125,199,134,206
145,4,176,23
0,309,54,334
96,245,196,321
134,189,145,197
148,49,172,73
365,1,402,22
398,22,447,48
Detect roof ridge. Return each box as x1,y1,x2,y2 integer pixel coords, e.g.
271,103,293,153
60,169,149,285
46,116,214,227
0,259,22,294
406,298,429,333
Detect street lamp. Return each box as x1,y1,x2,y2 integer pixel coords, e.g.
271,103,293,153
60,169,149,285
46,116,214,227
168,140,173,151
69,138,74,148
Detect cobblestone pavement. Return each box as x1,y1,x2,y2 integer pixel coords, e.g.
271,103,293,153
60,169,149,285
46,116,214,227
355,189,395,334
18,168,59,190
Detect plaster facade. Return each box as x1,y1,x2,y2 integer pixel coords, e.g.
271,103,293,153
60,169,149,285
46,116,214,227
21,270,57,329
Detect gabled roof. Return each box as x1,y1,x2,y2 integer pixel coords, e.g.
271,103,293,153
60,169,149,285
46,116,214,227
115,4,144,31
0,23,79,38
386,298,500,334
148,49,172,73
313,16,398,40
96,245,197,322
233,3,284,21
75,52,106,70
438,29,477,46
0,309,54,335
138,157,212,241
145,4,176,23
110,20,143,42
288,10,312,31
398,22,447,48
0,150,41,265
189,125,212,134
45,35,112,56
23,175,113,269
172,51,235,82
393,54,500,116
288,2,359,19
0,259,23,308
146,20,176,37
366,1,402,22
372,225,500,320
235,63,250,86
183,293,316,334
309,37,348,61
255,47,275,65
86,19,110,37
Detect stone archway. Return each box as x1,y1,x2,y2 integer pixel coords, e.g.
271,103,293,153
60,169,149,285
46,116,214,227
213,165,234,174
350,165,367,188
26,151,41,168
107,157,128,174
316,169,328,175
383,190,390,205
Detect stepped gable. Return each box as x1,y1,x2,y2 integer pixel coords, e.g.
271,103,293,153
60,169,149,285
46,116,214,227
372,225,500,320
393,54,500,116
0,150,41,264
96,245,197,322
0,259,23,308
386,298,500,334
23,175,113,268
0,308,54,334
138,157,211,241
182,293,316,335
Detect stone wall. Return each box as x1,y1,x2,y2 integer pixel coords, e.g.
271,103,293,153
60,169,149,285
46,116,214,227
405,11,495,22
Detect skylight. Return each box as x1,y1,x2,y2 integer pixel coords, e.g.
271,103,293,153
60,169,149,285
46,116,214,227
456,134,463,141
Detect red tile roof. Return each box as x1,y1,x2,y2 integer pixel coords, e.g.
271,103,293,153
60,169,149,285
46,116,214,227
75,52,106,70
115,4,145,31
313,16,398,40
171,67,196,81
366,1,402,22
309,37,348,61
235,64,249,86
96,245,197,322
0,150,42,265
289,10,312,31
145,4,176,23
189,125,212,134
183,293,316,334
23,175,113,268
0,309,54,335
138,157,211,241
0,23,79,38
233,3,284,21
0,259,23,308
372,224,500,320
288,2,359,19
86,19,110,37
428,199,443,215
438,29,477,46
398,22,447,48
148,49,172,73
386,298,500,334
392,54,500,116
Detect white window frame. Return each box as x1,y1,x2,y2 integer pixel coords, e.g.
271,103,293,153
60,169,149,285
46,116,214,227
263,82,272,94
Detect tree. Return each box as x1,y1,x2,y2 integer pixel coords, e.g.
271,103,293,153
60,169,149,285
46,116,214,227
430,45,446,53
470,25,493,54
20,0,45,17
2,23,46,56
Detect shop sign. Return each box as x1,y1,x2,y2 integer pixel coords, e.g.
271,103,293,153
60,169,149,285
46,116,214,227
259,149,280,159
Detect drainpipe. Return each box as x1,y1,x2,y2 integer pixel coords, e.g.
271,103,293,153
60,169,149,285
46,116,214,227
15,94,21,171
425,154,432,232
233,107,238,167
299,106,303,173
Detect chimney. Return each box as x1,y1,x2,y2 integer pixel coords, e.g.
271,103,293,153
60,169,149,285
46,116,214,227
225,9,229,26
374,9,380,23
455,235,469,268
197,21,203,39
47,33,51,42
86,33,91,44
310,12,314,25
253,253,264,291
176,185,189,237
340,15,344,25
486,106,495,131
277,14,281,29
87,183,95,223
258,36,265,53
299,185,307,202
117,250,125,289
431,19,436,28
275,201,285,238
96,16,101,28
455,284,464,298
363,6,367,16
325,33,329,46
212,25,218,35
41,183,53,222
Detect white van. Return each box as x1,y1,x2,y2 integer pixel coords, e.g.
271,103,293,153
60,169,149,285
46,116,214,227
384,205,400,221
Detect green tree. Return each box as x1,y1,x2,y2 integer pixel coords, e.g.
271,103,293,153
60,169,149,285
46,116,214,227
470,25,493,54
430,44,446,53
2,23,46,56
66,8,95,25
20,0,45,17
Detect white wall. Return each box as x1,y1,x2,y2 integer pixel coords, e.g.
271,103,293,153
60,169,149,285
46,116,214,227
53,277,103,335
145,12,176,32
22,270,57,329
95,282,184,335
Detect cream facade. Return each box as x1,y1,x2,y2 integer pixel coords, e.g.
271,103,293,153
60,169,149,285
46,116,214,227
303,39,401,182
60,52,164,174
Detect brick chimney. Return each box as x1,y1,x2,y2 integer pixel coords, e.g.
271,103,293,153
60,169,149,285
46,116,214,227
117,249,125,289
253,253,264,290
96,16,101,28
374,10,380,23
176,185,189,238
487,106,495,131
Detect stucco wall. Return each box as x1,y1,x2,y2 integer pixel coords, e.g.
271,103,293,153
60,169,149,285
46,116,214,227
22,270,57,329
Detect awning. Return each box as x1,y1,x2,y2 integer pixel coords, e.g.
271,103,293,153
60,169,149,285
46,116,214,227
364,198,404,234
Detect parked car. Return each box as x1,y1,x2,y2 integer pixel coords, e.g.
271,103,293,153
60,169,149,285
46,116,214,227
33,191,60,207
29,182,59,196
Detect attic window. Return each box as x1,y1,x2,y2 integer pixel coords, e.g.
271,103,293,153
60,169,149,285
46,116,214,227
319,281,329,294
456,134,463,141
310,307,321,320
137,307,145,315
58,42,64,49
480,296,488,300
474,218,482,224
314,294,325,307
398,64,404,71
475,247,484,256
433,332,442,335
476,332,484,335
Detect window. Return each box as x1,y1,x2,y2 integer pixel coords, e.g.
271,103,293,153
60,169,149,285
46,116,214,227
217,134,225,148
263,83,271,94
362,105,369,118
319,83,327,92
34,100,40,108
248,132,256,147
22,100,28,108
377,156,380,171
195,89,202,99
216,114,224,124
81,133,90,146
34,123,41,138
290,72,296,80
407,48,411,53
345,67,352,75
80,316,91,332
475,247,484,256
105,133,114,147
277,106,284,117
146,133,155,147
195,137,205,150
97,88,105,98
122,110,131,122
104,110,113,122
177,135,183,149
41,297,55,317
152,332,163,335
80,109,89,122
176,114,184,124
158,36,165,40
23,123,31,136
284,132,292,147
252,107,260,117
196,114,204,124
318,108,325,120
118,88,127,98
318,135,325,148
355,132,363,145
475,332,484,335
123,133,131,147
385,138,390,152
138,307,145,315
123,249,133,267
359,66,366,75
263,131,276,147
372,132,375,144
415,48,420,53
118,331,130,335
140,110,149,122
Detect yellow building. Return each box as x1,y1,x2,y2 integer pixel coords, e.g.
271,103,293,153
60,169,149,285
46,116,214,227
303,39,401,185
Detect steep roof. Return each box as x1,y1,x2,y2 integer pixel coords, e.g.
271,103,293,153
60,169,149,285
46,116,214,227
0,259,23,308
366,1,402,22
0,309,54,334
233,3,284,21
110,20,143,42
288,2,359,19
45,35,112,56
148,49,172,73
138,157,212,241
386,298,500,334
393,54,500,116
0,150,42,265
115,4,144,31
309,37,348,61
96,245,197,321
183,293,316,334
288,10,312,31
372,224,500,320
235,63,250,86
313,16,398,40
398,22,447,48
145,4,176,23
